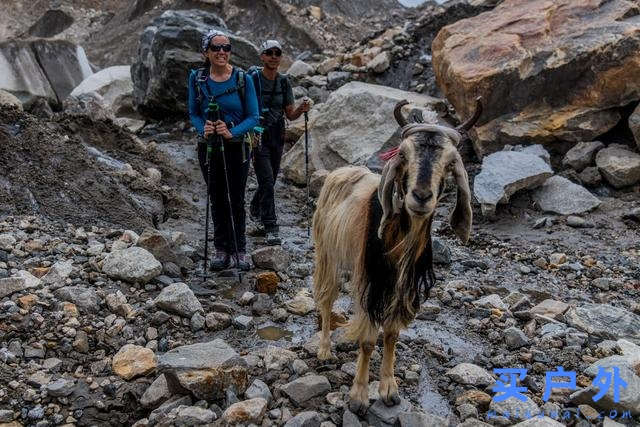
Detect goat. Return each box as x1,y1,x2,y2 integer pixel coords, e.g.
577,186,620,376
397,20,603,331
312,98,482,415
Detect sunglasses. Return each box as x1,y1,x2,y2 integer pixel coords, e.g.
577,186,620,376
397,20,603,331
263,49,282,57
209,44,232,52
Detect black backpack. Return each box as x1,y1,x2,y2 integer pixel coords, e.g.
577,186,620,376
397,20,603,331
247,66,288,119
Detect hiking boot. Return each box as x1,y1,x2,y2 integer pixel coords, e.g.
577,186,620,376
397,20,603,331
233,252,251,271
247,224,266,237
210,251,230,271
265,229,281,245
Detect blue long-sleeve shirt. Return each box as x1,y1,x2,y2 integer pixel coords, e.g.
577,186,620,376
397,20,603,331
188,67,259,139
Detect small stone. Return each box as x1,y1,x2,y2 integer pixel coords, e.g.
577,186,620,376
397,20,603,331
251,246,290,271
240,291,255,305
154,282,202,318
579,166,602,186
284,411,322,427
563,141,604,171
112,344,157,380
190,312,205,331
549,253,567,266
445,363,494,387
285,293,316,315
256,272,279,294
282,375,331,406
205,312,231,331
233,315,253,329
533,176,601,215
567,215,593,228
46,378,75,397
222,398,268,425
472,294,507,311
102,246,162,283
458,403,478,420
141,374,171,408
504,327,529,349
595,145,640,188
245,379,272,404
0,410,14,422
292,359,309,375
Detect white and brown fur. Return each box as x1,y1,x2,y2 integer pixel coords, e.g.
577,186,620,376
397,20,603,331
312,99,481,414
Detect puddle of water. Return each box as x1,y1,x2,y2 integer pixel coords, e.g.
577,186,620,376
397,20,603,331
257,326,293,341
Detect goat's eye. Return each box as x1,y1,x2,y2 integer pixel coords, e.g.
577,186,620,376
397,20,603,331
398,151,405,159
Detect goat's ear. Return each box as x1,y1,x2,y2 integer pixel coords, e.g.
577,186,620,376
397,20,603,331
378,155,401,239
450,152,472,244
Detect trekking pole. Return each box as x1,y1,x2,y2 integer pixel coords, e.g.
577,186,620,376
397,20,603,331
220,132,242,283
304,111,310,238
203,135,213,281
207,101,243,283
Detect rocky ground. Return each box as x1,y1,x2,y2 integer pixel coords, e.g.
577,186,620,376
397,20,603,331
1,107,640,426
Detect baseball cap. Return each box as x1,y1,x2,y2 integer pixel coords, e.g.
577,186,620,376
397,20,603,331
260,40,283,53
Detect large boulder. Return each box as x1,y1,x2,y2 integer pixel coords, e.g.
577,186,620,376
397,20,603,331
0,39,92,108
131,10,260,118
281,81,445,184
69,66,133,116
432,0,640,157
0,40,57,108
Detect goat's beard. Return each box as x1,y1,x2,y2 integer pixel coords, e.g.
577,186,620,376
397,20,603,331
385,213,435,327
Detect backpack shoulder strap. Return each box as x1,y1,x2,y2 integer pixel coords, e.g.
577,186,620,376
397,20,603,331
279,73,290,110
193,67,211,102
236,68,247,117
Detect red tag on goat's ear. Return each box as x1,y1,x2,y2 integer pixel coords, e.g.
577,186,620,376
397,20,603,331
379,147,399,161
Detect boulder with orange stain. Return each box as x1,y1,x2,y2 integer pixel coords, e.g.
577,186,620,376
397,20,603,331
432,0,640,157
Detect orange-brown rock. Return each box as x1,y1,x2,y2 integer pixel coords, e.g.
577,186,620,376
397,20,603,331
255,272,279,295
31,267,50,278
17,294,37,310
432,0,640,157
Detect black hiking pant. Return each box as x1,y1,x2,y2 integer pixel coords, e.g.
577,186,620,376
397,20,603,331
198,138,249,254
250,120,285,231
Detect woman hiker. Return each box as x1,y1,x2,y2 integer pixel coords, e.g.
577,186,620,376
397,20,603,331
188,29,259,271
248,40,311,244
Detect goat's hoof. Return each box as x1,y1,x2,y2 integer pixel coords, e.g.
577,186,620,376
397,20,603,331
348,398,369,416
317,346,333,361
381,391,401,407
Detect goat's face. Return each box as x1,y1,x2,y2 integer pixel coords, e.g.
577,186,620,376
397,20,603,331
395,133,458,218
378,99,482,244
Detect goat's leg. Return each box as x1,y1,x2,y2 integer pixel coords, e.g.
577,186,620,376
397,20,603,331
379,326,401,406
348,327,377,416
313,244,339,360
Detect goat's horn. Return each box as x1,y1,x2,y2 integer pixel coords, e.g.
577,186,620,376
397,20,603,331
394,100,409,127
456,96,483,132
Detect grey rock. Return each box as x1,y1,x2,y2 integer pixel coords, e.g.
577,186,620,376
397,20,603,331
630,103,640,150
141,374,171,408
512,417,565,426
54,286,99,312
251,246,290,271
342,410,360,427
132,10,259,118
489,395,540,421
417,301,441,321
233,315,253,329
563,141,604,171
41,260,73,285
154,282,202,318
504,327,530,349
45,378,75,397
0,410,14,422
474,151,552,215
445,363,494,387
0,277,29,298
565,303,640,343
282,375,331,406
190,312,205,331
327,71,351,90
27,405,44,420
308,86,330,104
457,404,478,421
579,166,602,186
369,51,392,73
24,345,46,359
566,215,593,228
367,398,411,426
148,395,193,425
293,359,310,375
103,246,162,283
399,411,448,427
533,176,601,215
432,238,451,265
157,339,247,400
287,60,315,78
245,379,273,404
472,294,507,311
513,144,551,164
172,405,216,424
596,145,640,188
284,411,322,427
137,227,177,265
571,361,640,415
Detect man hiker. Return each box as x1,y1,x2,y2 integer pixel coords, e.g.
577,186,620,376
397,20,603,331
248,40,311,244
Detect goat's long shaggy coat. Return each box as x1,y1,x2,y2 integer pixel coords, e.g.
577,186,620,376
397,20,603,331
312,166,435,342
